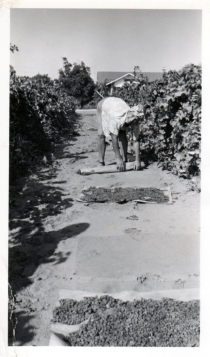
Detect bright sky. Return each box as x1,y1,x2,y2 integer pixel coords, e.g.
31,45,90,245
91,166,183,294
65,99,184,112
10,9,201,81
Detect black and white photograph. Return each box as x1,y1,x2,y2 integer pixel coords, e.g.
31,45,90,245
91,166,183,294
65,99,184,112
4,3,203,349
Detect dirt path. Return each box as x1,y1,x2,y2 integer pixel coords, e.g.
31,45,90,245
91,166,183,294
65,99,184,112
9,109,200,346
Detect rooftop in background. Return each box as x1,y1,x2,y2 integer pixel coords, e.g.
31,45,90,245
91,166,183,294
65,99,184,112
97,71,163,83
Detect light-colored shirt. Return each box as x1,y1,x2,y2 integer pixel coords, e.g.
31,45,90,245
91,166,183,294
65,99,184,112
101,97,143,140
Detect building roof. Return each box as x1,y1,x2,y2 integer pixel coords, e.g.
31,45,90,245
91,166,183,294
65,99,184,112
106,73,134,86
97,71,163,83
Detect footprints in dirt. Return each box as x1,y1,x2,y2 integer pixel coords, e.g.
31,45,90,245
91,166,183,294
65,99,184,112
126,215,139,221
124,228,141,234
49,251,71,265
124,227,142,241
136,273,163,285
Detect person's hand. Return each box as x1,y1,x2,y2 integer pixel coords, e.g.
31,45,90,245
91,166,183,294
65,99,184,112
134,161,141,171
116,158,126,171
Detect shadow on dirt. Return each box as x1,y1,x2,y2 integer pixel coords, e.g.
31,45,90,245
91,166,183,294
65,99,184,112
8,111,90,346
10,222,89,277
8,219,90,346
9,174,90,345
9,160,90,294
9,309,35,346
62,153,89,161
9,180,74,238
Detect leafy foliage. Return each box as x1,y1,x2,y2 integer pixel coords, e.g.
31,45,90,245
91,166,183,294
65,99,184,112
112,64,201,179
59,58,96,108
10,68,76,181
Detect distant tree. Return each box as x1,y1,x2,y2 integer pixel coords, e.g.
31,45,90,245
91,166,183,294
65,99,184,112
32,73,52,85
59,57,96,108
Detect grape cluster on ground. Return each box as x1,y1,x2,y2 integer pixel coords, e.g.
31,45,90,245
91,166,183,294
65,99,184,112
53,296,200,347
81,187,169,203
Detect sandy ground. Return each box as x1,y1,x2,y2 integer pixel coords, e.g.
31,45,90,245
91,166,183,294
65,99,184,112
9,109,200,346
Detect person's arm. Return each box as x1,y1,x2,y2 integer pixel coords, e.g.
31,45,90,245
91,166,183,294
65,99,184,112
110,133,126,171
